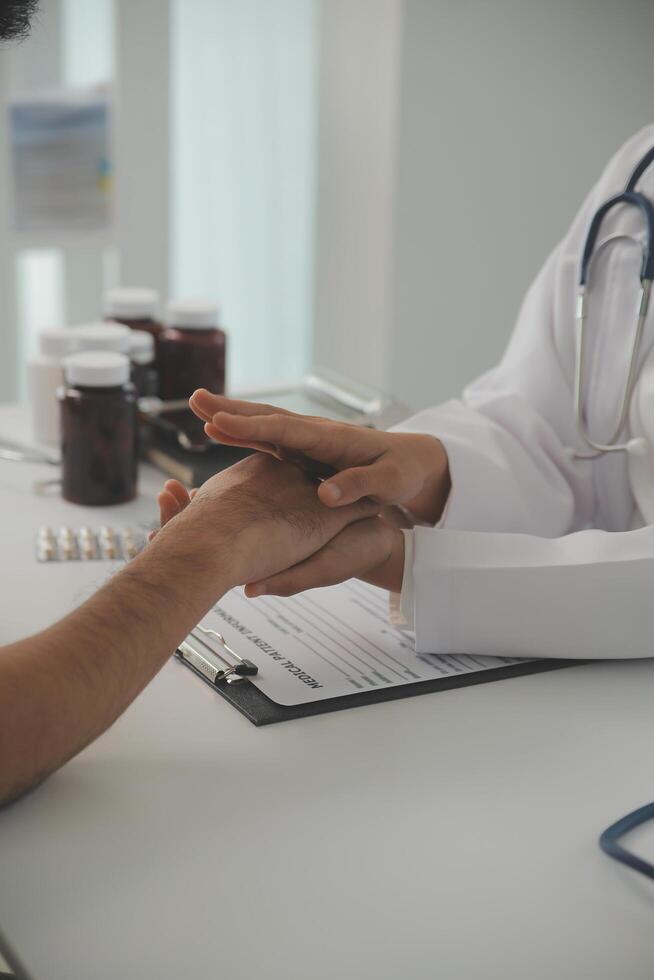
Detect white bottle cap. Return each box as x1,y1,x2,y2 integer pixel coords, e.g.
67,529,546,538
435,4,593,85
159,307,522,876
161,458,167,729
38,327,81,357
129,329,155,364
104,287,159,320
74,321,132,353
63,351,130,388
166,299,220,330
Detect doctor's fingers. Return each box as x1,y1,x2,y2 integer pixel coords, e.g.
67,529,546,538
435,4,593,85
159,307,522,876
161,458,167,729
203,420,281,456
244,518,395,599
204,409,409,507
190,389,300,425
207,411,382,466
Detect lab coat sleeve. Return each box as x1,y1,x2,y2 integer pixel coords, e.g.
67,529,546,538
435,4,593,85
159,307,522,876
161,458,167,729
405,524,654,659
391,123,654,537
390,244,591,535
388,124,654,657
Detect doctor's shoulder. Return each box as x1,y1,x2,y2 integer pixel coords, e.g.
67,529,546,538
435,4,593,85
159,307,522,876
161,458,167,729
597,123,654,195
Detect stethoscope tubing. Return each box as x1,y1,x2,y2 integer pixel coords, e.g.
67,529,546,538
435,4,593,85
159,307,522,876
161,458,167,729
599,801,654,881
574,163,654,457
580,146,654,884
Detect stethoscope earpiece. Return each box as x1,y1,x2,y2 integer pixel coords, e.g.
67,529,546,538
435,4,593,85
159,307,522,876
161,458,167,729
626,436,648,456
565,436,647,459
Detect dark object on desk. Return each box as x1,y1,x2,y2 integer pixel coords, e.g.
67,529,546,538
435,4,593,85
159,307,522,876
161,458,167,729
141,403,215,451
141,408,251,485
599,802,654,881
175,653,583,726
140,405,340,486
138,367,408,485
144,438,251,486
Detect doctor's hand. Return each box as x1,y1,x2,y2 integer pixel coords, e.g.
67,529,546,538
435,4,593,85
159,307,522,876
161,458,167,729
150,455,381,594
189,390,451,525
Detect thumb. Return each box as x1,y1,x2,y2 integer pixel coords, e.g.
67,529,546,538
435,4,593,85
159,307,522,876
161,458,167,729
318,460,405,507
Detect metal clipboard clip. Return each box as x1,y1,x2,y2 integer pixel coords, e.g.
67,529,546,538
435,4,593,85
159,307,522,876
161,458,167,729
177,625,258,685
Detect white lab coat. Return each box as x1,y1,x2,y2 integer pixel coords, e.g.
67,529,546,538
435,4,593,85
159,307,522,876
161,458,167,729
394,124,654,659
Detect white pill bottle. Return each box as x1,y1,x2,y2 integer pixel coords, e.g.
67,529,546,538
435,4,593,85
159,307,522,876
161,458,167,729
27,328,81,445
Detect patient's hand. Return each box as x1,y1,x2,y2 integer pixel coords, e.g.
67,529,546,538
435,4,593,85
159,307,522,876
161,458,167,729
154,479,196,532
152,455,380,594
155,470,405,596
245,515,405,597
189,389,450,525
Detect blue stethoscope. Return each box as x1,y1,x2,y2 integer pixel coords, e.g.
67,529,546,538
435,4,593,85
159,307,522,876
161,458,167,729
574,145,654,458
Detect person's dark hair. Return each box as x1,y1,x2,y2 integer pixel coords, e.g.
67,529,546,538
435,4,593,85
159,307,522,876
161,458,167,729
0,0,38,41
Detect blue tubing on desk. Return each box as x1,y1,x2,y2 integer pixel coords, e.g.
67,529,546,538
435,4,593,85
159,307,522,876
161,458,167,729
599,801,654,881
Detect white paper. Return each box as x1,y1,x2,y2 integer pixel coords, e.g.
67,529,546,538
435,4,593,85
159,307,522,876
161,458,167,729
190,580,527,706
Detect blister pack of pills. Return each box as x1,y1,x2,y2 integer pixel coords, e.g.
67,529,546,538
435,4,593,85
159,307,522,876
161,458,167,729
36,525,147,562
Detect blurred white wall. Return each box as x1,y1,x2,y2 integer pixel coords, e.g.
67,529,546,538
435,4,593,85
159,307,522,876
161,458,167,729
172,0,318,390
314,0,654,410
5,0,654,413
312,0,402,393
0,0,317,401
0,0,116,399
62,0,113,85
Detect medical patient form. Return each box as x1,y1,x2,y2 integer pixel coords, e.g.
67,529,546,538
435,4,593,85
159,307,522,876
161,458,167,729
184,581,532,709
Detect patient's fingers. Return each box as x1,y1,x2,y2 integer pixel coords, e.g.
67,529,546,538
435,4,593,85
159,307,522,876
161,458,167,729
150,485,198,542
158,489,182,527
158,480,194,526
163,479,192,508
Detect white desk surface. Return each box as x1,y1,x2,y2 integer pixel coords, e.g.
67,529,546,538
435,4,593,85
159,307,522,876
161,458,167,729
1,403,654,980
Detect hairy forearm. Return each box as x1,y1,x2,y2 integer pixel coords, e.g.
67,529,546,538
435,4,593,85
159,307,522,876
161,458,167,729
0,522,229,807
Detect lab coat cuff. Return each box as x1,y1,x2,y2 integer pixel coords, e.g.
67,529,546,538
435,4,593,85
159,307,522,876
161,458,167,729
411,526,458,654
389,529,415,629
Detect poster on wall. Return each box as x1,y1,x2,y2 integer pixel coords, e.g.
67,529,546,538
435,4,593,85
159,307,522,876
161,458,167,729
9,85,112,237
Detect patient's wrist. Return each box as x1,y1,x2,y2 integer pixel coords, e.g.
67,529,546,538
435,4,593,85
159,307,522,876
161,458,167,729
144,513,235,601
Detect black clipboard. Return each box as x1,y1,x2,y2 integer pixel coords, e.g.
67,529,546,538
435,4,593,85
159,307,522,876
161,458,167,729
175,648,583,726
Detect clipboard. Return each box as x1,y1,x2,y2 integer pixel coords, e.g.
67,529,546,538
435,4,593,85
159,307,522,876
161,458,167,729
174,624,582,726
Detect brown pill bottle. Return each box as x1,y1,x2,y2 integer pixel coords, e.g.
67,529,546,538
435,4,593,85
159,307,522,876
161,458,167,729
158,300,226,400
104,287,162,344
128,330,158,398
59,351,138,506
